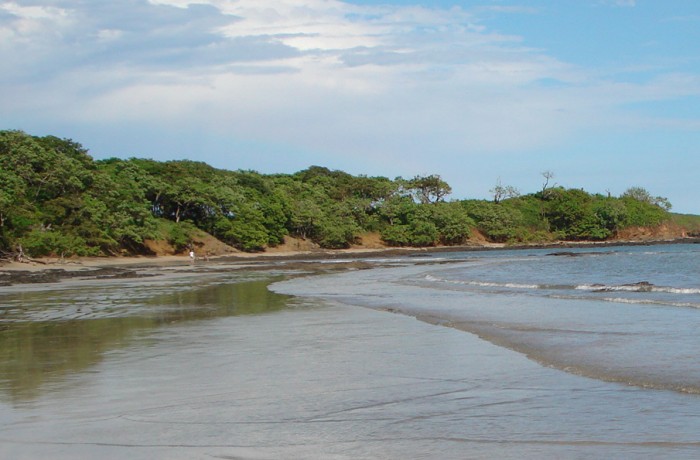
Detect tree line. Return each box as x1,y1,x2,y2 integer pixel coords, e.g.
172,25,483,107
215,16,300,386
0,130,678,258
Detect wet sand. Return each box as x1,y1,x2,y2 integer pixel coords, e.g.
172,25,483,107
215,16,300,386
0,251,390,288
3,272,698,459
3,249,700,458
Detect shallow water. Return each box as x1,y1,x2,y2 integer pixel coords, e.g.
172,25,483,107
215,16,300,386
274,244,700,393
271,244,700,457
1,248,700,459
0,271,291,402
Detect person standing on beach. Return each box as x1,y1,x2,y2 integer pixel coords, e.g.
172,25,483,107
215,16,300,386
189,250,195,262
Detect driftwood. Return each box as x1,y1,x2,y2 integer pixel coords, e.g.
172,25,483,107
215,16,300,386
0,245,47,265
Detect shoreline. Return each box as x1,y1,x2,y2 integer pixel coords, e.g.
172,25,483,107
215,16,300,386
1,236,698,285
4,237,700,458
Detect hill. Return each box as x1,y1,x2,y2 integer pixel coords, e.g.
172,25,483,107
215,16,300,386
1,129,697,261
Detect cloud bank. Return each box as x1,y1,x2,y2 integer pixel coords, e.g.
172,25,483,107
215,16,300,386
1,0,699,209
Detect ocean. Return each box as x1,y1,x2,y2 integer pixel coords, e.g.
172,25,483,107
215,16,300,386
274,243,700,395
271,243,700,457
1,243,699,459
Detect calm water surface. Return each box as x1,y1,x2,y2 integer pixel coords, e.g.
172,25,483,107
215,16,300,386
275,244,700,393
1,247,699,459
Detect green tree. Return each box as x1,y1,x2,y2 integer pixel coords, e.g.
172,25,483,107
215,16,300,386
622,187,672,211
90,162,158,252
592,197,627,236
403,175,452,204
0,168,28,247
379,198,439,246
462,200,523,242
542,188,611,240
429,202,473,245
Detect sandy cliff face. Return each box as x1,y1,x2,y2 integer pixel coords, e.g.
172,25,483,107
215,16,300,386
615,223,688,241
143,233,237,257
139,223,693,258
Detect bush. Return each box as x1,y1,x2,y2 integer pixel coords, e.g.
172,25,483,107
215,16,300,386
462,200,522,243
380,219,438,247
621,197,667,227
429,202,473,245
380,224,411,246
156,220,198,253
19,228,99,257
317,220,359,249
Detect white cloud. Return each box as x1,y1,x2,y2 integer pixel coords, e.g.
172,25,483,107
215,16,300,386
96,28,123,42
1,0,697,181
0,2,74,43
0,2,69,21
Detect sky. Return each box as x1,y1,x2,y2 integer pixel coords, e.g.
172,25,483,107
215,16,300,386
2,0,700,213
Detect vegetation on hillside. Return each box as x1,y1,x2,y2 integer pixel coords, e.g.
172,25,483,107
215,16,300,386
0,130,689,258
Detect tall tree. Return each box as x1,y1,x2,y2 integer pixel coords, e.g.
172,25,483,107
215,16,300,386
404,174,452,204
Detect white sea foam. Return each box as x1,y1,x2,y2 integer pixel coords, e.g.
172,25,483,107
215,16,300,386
426,274,700,301
369,257,447,263
576,283,649,292
599,297,700,309
576,284,700,295
424,275,539,290
655,286,700,295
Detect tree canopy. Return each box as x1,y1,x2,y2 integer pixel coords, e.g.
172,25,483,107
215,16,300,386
0,130,683,258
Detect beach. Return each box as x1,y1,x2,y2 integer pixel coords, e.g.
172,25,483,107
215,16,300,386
2,244,700,459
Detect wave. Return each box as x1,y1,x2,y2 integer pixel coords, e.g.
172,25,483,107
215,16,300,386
425,275,700,309
576,284,700,295
424,274,700,299
548,294,700,310
424,275,540,289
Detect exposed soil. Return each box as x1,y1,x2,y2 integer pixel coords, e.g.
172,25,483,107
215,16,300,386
615,223,688,240
143,232,239,257
264,236,322,254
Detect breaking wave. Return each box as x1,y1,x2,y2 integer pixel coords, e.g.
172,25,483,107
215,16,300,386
423,274,700,309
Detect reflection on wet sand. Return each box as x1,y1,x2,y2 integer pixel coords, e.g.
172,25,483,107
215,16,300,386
0,275,291,403
3,262,700,459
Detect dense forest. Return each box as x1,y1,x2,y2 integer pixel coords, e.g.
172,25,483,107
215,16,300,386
0,130,693,258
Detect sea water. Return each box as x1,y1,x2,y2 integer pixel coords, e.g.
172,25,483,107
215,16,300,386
269,243,700,458
274,244,700,395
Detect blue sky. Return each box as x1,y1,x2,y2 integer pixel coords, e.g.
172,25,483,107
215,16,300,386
2,0,699,212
